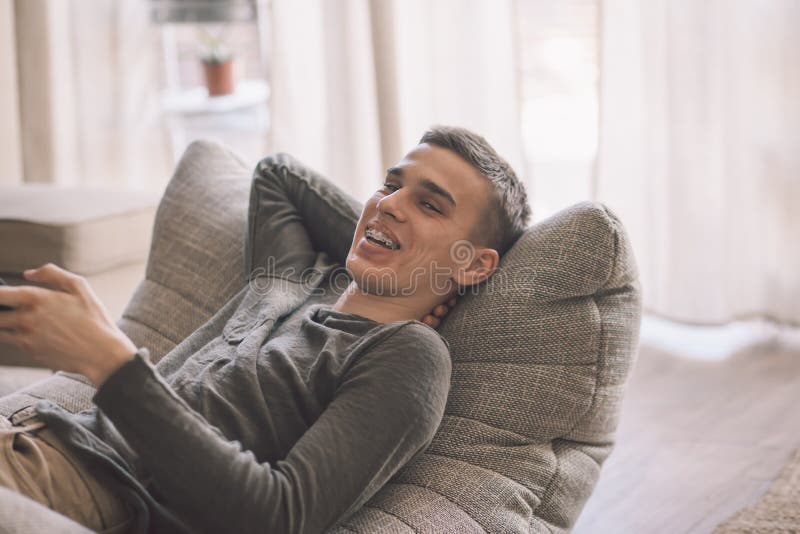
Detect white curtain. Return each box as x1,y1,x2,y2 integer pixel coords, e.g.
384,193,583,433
596,0,800,325
267,0,524,204
2,0,171,189
0,0,22,186
2,0,522,197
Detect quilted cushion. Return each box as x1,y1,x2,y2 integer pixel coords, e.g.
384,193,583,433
373,202,642,532
0,140,641,533
115,140,254,361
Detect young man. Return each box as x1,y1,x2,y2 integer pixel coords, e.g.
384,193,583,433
0,126,530,533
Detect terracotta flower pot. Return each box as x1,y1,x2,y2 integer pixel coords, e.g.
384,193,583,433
202,59,235,96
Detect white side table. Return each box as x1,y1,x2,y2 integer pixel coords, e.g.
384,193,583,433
161,78,270,165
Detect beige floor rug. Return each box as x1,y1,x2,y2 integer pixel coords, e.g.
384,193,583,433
714,446,800,533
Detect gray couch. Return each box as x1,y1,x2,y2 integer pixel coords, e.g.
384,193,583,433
0,140,642,533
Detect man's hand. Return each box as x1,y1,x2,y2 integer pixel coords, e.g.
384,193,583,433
0,263,137,387
421,296,458,329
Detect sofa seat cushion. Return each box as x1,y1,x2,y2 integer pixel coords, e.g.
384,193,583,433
0,184,159,275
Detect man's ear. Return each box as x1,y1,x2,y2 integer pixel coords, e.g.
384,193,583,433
453,246,499,288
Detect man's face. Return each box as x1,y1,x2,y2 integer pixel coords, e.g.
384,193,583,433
345,143,492,297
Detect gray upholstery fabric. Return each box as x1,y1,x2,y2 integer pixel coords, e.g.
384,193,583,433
0,140,641,533
116,140,253,360
0,486,92,534
372,202,641,533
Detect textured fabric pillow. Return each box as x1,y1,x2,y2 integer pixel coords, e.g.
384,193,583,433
334,202,642,533
116,140,254,360
230,149,642,532
0,141,641,533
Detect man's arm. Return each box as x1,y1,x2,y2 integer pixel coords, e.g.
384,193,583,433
246,153,362,278
91,323,451,534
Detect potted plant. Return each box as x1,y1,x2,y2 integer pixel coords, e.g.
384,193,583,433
198,27,236,96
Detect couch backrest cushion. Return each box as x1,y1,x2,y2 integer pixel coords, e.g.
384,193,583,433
119,140,254,361
121,142,642,533
404,201,642,533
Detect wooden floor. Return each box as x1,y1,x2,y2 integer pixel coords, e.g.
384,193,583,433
573,339,800,534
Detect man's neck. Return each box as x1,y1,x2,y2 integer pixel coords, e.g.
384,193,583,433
332,281,443,324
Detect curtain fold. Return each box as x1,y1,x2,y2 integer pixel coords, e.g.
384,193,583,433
6,0,171,189
14,0,81,185
268,0,383,204
0,0,22,186
268,0,524,204
596,0,800,325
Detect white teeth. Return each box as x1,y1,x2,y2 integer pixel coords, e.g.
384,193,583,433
366,227,398,249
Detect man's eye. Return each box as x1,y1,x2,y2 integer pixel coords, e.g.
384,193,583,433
422,201,441,213
381,183,399,192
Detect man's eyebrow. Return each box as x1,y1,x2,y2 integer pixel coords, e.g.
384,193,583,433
386,167,457,208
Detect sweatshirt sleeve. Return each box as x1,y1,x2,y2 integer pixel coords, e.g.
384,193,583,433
92,323,452,534
246,153,362,278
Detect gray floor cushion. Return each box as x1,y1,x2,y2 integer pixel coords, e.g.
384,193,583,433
0,140,641,533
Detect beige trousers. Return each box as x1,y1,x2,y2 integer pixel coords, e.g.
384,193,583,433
0,414,134,533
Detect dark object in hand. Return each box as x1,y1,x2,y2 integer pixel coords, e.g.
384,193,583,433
0,277,13,311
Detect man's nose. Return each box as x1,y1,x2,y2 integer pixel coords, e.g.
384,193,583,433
377,191,406,222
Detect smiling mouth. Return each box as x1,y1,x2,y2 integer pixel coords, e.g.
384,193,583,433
365,226,401,250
